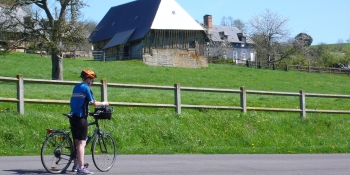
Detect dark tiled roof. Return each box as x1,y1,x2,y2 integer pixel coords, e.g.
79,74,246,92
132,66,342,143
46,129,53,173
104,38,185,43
208,25,254,44
90,0,161,43
90,0,204,49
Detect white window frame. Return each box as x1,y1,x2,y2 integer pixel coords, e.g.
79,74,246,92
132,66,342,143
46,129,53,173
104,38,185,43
242,51,246,60
233,51,237,59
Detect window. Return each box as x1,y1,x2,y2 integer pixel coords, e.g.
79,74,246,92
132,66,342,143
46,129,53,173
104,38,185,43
233,51,237,59
189,41,195,48
242,51,246,60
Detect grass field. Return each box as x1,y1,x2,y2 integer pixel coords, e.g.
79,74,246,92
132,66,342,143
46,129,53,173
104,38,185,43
1,52,350,156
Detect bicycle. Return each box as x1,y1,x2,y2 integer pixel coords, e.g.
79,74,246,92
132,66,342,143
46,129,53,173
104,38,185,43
40,106,117,174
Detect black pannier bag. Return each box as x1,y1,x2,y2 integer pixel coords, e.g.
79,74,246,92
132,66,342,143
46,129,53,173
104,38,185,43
92,106,113,120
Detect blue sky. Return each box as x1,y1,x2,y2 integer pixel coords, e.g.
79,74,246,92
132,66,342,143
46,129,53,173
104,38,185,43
81,0,350,45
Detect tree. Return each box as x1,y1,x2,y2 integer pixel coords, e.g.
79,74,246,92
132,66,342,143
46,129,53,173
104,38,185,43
9,0,88,80
248,9,290,65
221,16,228,26
295,33,313,47
232,19,246,33
2,0,16,5
336,38,344,51
220,16,247,32
293,33,313,63
0,3,29,56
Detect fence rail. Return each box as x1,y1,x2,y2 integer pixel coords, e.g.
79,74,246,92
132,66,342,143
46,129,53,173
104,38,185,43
1,75,350,117
246,62,350,76
286,65,350,75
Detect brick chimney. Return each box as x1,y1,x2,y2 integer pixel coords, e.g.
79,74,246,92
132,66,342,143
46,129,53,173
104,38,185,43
204,14,213,30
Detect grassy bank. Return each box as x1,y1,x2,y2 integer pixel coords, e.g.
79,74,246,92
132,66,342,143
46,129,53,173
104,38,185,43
1,52,350,156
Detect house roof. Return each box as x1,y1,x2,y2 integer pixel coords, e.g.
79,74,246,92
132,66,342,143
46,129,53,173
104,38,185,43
208,25,254,44
90,0,204,49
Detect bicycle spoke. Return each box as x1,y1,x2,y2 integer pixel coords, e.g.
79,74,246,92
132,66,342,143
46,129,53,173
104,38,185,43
41,134,73,174
91,132,117,172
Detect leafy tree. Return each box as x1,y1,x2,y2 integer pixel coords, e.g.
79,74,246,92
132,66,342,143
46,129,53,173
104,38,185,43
232,19,246,33
295,33,313,47
308,43,339,67
2,0,16,5
8,0,89,80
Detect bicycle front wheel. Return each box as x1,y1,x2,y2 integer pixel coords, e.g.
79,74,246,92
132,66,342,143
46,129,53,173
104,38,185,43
40,133,73,174
91,132,117,171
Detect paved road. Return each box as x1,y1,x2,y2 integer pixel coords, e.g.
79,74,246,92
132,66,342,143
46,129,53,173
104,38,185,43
0,154,349,175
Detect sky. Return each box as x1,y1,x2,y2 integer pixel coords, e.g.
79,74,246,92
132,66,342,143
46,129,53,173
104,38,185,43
81,0,350,45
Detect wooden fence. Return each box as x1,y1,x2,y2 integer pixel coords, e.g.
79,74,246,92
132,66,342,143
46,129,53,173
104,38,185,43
255,62,350,75
1,74,350,118
286,65,350,75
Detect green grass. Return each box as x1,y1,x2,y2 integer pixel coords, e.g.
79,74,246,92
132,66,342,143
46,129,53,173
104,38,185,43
1,52,350,156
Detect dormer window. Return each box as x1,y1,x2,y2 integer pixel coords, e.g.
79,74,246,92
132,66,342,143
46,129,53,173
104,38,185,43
219,31,228,40
237,33,243,41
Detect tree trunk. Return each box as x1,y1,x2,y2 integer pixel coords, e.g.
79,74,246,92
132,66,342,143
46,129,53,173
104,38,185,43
51,51,63,80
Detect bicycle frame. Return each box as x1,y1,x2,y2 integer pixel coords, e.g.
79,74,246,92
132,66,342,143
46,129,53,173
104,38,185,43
85,120,100,145
41,113,116,173
86,120,111,155
44,117,101,161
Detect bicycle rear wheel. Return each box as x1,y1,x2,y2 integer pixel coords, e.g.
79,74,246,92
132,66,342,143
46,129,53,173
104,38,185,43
91,132,117,171
41,133,73,174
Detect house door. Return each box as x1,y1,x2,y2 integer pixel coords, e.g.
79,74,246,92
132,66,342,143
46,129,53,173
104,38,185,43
123,45,130,59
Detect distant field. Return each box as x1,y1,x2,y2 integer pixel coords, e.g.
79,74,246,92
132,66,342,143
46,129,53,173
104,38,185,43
311,42,350,49
1,52,350,156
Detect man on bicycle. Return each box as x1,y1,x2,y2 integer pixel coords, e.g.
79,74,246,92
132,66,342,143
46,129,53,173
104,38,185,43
70,70,109,174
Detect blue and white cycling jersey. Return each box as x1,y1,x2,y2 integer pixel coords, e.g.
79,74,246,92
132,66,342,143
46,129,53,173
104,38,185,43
70,83,95,117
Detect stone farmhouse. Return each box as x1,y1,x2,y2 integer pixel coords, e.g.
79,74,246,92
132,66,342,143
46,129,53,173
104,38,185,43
203,15,255,64
90,0,208,68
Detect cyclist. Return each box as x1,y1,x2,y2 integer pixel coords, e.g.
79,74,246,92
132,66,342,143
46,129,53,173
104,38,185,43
69,70,109,174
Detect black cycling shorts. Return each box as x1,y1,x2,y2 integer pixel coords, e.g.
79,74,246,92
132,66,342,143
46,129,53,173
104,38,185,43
69,116,88,140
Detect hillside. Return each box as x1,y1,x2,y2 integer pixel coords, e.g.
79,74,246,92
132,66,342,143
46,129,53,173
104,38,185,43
1,52,350,155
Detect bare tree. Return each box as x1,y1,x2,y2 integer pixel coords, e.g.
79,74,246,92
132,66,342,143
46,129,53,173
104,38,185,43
221,16,228,26
205,40,232,62
8,0,88,80
248,9,290,65
0,4,29,56
220,16,247,32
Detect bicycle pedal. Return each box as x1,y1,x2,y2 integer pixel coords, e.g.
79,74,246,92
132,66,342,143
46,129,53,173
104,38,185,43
84,163,89,168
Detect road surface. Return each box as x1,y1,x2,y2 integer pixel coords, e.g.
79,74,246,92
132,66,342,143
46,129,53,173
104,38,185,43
0,154,349,175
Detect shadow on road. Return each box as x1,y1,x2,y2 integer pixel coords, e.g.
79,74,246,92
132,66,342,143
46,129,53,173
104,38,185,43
2,169,73,174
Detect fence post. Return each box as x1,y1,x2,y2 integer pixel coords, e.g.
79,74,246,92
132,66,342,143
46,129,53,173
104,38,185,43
174,83,181,114
240,86,247,113
103,50,106,62
17,74,24,114
100,79,108,102
300,90,306,118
